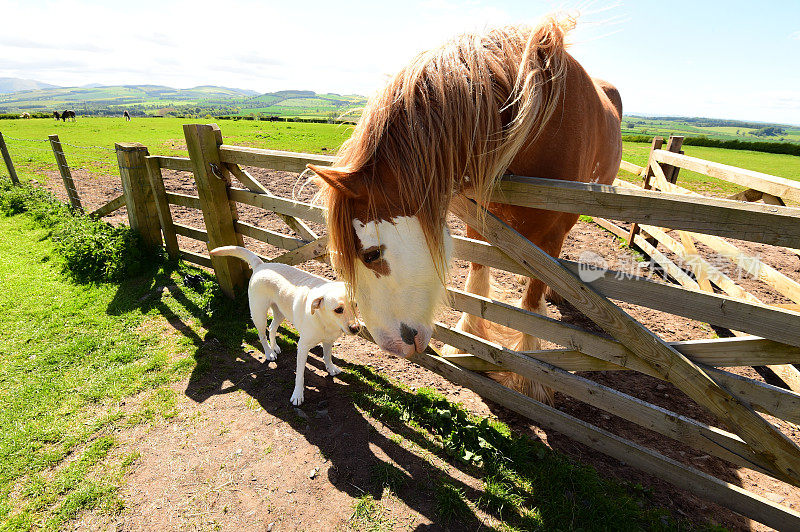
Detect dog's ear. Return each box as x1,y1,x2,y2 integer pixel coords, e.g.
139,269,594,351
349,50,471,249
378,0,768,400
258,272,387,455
309,295,324,315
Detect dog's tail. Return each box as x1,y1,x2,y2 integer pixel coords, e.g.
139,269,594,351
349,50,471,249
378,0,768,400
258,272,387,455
209,246,263,270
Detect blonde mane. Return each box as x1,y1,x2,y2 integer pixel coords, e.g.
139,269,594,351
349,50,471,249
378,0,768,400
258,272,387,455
320,14,575,291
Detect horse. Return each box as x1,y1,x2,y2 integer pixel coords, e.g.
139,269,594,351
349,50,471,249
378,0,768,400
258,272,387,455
309,15,622,403
123,110,131,121
20,112,30,119
53,111,60,121
61,110,76,122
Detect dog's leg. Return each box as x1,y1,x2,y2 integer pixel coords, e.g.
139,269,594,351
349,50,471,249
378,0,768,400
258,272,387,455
268,305,284,357
250,297,274,361
322,341,341,376
290,339,312,406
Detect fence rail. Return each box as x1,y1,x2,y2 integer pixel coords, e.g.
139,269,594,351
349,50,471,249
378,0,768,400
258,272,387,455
653,149,800,202
488,175,800,248
610,136,800,396
219,145,334,172
89,194,126,219
0,131,130,220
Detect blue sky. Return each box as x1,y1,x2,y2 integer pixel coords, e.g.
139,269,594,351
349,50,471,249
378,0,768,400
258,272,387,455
0,0,798,124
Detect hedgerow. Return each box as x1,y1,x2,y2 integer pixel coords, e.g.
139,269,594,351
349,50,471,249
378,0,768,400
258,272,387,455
622,134,800,156
0,179,156,282
0,113,52,119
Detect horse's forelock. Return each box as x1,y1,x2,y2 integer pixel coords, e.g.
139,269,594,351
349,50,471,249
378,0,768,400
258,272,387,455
323,184,358,296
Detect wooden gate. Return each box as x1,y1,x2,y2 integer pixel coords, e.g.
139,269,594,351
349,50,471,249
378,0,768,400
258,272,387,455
135,124,800,529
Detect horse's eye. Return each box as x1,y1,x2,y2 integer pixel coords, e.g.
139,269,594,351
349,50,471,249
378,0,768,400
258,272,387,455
363,248,381,264
334,307,344,314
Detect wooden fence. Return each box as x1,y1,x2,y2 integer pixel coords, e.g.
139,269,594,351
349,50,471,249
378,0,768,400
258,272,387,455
608,136,800,392
4,124,800,529
0,131,130,220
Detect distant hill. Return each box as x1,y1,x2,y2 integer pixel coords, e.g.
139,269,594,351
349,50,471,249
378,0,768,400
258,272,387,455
621,115,800,144
0,83,366,119
0,77,60,94
237,91,366,118
187,85,260,97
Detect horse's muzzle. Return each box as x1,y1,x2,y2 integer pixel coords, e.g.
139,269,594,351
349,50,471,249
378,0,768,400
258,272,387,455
400,323,432,356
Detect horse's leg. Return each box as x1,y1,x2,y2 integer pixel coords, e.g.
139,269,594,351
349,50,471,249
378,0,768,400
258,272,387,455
490,277,552,402
489,218,577,405
544,285,564,305
454,262,491,332
445,226,551,402
442,227,492,356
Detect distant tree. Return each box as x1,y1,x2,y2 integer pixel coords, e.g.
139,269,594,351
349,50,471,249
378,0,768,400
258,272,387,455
753,126,785,137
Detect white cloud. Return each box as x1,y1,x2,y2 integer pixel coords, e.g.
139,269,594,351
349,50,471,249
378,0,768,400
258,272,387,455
0,0,562,93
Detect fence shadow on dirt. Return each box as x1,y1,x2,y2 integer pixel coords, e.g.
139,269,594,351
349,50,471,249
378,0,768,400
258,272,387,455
103,265,498,529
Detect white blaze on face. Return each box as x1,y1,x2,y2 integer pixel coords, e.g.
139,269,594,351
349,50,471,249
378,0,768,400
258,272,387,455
353,215,452,357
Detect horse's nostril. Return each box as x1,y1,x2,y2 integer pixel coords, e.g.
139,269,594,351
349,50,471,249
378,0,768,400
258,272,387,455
400,323,418,345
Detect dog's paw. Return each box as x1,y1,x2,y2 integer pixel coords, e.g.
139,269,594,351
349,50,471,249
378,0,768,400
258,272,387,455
290,389,304,406
273,344,282,355
264,350,277,362
326,364,342,376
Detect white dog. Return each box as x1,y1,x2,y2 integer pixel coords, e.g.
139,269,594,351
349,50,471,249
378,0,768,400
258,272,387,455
210,246,360,405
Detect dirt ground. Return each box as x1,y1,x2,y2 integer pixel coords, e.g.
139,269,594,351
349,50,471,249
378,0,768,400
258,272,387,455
44,167,800,531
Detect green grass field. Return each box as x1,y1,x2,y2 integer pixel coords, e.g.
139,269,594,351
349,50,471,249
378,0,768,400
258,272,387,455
0,215,200,528
0,85,256,116
618,141,800,196
0,85,367,120
0,117,355,184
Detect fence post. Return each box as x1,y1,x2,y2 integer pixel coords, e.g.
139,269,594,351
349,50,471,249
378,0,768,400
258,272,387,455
662,135,684,184
48,134,83,210
627,137,664,246
144,156,180,259
0,132,20,185
115,142,162,249
183,123,245,297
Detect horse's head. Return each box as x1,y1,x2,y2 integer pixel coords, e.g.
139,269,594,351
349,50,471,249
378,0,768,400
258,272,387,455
311,165,452,358
310,19,573,357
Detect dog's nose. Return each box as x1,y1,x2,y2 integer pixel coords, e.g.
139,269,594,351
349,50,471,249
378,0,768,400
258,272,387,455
348,323,361,334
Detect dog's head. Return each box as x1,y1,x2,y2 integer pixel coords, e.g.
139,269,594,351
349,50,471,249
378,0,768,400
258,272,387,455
308,282,361,336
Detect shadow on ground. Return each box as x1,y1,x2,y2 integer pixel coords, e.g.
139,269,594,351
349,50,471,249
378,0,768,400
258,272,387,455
104,262,733,530
105,263,494,529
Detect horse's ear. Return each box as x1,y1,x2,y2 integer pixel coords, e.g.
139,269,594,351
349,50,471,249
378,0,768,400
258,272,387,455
308,164,365,199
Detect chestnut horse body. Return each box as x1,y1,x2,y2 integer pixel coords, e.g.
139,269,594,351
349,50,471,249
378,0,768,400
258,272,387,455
458,71,622,400
312,16,622,402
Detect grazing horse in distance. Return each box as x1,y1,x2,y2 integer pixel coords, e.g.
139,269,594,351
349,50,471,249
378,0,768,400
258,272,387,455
310,15,622,403
20,112,30,119
53,111,60,121
61,110,76,122
123,110,131,121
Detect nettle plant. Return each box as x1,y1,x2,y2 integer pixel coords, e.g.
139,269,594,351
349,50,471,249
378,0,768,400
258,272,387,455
0,179,154,282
